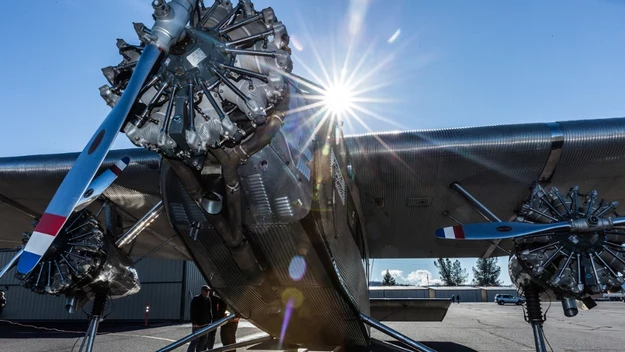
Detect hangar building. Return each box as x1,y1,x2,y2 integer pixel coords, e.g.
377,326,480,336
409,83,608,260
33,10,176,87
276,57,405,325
0,254,206,322
1,252,521,321
368,286,521,303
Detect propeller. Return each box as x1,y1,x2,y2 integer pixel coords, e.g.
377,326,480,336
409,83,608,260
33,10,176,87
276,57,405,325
15,0,200,276
15,44,163,276
436,216,625,241
74,157,130,211
0,248,23,280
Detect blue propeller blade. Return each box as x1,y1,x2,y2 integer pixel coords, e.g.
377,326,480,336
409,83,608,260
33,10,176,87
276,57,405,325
435,222,571,241
16,44,162,275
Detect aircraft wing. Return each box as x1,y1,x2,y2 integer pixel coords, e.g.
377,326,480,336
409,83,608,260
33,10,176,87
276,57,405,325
346,117,625,259
0,148,189,260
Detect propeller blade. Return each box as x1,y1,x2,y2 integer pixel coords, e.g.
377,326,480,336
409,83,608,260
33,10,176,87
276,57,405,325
612,217,625,226
74,157,131,211
435,221,571,240
16,44,163,276
0,248,23,280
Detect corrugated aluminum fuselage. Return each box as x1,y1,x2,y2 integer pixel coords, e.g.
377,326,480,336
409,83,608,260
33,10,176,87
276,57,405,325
160,85,371,348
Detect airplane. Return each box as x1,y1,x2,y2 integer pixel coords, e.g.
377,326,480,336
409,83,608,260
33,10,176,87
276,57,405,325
1,1,624,351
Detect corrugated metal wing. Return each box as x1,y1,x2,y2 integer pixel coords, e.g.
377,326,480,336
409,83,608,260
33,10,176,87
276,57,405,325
346,117,625,259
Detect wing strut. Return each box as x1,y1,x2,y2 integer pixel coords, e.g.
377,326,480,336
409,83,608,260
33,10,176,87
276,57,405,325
447,182,510,256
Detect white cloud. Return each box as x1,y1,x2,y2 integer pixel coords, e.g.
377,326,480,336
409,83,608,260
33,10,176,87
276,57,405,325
380,269,441,286
382,269,403,278
405,270,441,286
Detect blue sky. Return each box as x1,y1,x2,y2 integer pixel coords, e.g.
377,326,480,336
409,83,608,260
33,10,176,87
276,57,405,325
1,0,625,285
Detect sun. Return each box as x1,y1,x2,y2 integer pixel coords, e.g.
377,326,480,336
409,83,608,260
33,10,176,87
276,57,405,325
323,82,355,117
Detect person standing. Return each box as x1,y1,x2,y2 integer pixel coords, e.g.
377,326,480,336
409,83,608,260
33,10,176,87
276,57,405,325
218,301,239,351
211,292,239,352
220,312,240,352
187,285,213,352
0,291,6,317
204,289,220,350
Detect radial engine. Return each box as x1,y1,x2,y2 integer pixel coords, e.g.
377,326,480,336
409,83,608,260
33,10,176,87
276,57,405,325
509,184,625,315
100,0,293,163
98,0,295,309
15,210,140,313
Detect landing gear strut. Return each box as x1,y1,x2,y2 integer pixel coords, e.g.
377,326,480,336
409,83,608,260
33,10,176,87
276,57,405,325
77,292,108,352
523,285,548,352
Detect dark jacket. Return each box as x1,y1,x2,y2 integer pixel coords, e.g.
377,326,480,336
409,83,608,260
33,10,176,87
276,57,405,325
213,294,227,320
189,294,213,326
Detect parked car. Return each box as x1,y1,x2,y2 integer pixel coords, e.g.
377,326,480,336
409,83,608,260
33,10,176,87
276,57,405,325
494,294,525,305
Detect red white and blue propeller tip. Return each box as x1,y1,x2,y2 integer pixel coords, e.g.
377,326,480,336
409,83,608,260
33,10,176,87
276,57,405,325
435,221,573,241
15,43,161,276
17,157,131,275
436,225,465,239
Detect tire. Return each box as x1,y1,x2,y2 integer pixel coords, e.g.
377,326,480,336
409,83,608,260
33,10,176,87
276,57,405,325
515,301,522,305
498,301,504,305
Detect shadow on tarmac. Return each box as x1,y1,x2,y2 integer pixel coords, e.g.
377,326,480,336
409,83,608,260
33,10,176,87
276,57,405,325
371,340,478,352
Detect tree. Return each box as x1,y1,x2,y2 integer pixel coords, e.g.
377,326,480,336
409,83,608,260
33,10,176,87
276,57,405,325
382,270,397,286
434,258,468,286
472,257,502,286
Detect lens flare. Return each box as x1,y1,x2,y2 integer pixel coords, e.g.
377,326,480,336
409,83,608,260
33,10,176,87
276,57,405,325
279,297,295,348
323,83,355,117
289,255,307,281
281,4,429,178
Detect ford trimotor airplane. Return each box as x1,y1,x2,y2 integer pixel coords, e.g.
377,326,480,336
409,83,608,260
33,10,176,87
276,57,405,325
1,1,624,352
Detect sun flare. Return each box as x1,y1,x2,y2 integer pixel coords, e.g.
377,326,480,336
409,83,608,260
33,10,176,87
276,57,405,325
323,82,355,117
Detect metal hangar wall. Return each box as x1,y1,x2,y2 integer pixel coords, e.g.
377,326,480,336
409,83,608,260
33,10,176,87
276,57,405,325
0,252,207,321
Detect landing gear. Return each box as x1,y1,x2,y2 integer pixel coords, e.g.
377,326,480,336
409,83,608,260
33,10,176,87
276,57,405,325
522,285,548,352
361,313,436,352
77,292,108,352
156,314,237,352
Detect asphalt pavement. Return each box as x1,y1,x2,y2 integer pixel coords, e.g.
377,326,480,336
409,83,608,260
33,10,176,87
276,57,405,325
1,302,624,351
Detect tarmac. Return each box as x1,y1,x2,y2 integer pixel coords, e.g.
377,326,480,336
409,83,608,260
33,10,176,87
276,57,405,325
1,302,625,351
